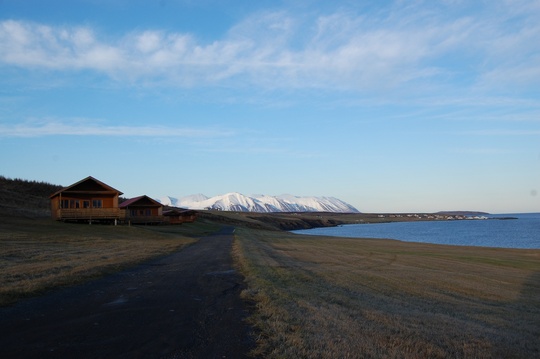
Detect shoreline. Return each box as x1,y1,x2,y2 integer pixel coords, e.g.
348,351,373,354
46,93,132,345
198,210,514,231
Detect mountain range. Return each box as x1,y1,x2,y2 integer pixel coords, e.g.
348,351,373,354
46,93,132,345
159,192,359,213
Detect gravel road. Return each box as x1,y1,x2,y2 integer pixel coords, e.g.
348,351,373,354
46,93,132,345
0,226,255,358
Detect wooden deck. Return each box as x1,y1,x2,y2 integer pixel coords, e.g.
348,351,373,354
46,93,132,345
55,208,121,220
124,215,165,224
55,209,176,225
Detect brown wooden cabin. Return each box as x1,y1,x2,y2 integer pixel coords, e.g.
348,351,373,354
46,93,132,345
162,209,197,224
50,176,123,223
119,195,164,225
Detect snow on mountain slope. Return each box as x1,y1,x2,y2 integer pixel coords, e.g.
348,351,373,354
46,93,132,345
159,194,208,207
159,196,178,207
178,193,209,206
159,192,359,213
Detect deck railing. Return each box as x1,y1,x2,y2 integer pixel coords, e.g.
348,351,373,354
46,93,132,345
55,208,175,224
56,208,121,220
124,215,164,223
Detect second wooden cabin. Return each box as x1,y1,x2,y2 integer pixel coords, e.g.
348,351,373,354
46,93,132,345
119,195,164,225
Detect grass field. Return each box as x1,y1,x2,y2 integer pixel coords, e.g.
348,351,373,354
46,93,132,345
0,216,220,306
234,228,540,358
2,204,539,358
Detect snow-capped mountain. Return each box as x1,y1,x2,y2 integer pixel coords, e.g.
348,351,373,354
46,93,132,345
158,192,359,213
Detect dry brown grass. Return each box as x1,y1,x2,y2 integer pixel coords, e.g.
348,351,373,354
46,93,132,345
0,217,220,306
233,228,540,358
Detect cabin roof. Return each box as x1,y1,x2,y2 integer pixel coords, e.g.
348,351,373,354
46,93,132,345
119,195,162,208
50,176,123,198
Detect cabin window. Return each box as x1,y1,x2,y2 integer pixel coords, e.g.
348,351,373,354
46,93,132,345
130,209,137,217
70,200,80,209
61,199,69,209
83,201,90,209
145,209,151,216
92,199,102,208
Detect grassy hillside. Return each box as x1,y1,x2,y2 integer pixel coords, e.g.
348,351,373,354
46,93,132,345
0,176,62,218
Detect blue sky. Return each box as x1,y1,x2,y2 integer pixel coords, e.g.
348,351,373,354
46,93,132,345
1,0,539,213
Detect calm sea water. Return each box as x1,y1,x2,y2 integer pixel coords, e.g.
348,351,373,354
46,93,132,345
292,213,540,249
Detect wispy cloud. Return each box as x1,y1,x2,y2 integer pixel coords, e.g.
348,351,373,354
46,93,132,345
0,119,235,138
462,129,540,136
449,148,517,155
0,1,538,92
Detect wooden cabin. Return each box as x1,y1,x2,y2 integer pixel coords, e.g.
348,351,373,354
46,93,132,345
50,176,123,223
119,195,164,225
162,209,197,224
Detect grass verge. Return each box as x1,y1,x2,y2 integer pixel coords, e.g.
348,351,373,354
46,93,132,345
0,217,220,306
233,228,540,358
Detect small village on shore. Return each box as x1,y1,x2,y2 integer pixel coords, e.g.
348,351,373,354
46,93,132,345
378,213,489,220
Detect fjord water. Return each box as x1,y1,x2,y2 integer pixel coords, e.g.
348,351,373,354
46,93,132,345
292,213,540,249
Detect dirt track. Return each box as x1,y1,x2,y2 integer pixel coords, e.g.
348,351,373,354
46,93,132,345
0,226,254,358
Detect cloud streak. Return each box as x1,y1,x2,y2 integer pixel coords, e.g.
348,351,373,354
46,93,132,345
1,1,538,92
462,129,540,136
0,120,234,138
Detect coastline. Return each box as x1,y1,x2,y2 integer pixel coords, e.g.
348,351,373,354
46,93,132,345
198,210,520,231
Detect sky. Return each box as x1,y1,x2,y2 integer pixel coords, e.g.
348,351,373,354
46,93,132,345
1,0,539,213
